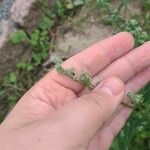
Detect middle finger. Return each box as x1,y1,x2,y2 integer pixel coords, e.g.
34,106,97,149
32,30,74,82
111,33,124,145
93,42,150,85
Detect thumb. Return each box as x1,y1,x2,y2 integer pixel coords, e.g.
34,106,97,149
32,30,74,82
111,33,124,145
54,77,125,143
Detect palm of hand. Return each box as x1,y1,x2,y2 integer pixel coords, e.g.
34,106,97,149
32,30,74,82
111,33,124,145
0,32,150,150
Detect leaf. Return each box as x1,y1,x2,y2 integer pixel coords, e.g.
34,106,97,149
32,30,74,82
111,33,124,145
8,94,19,106
144,0,150,9
110,139,120,150
10,30,28,44
73,0,85,6
32,52,43,66
40,30,49,36
17,62,33,71
38,17,54,30
55,0,65,20
79,71,93,89
65,0,74,9
30,30,40,47
111,117,137,150
4,72,17,84
124,119,136,148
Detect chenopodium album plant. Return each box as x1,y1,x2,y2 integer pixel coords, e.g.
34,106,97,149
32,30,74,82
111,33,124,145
95,0,150,46
54,57,143,108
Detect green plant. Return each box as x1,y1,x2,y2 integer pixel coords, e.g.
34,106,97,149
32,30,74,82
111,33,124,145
10,21,52,67
55,57,143,108
0,0,85,123
126,19,149,46
95,0,150,46
54,1,150,149
65,0,85,9
17,62,34,71
0,0,51,121
55,57,94,90
10,30,29,44
94,0,150,149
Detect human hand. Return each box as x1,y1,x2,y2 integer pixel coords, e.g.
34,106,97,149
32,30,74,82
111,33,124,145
0,32,149,150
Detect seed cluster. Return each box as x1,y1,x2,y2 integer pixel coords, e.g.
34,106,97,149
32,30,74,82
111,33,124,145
54,58,143,108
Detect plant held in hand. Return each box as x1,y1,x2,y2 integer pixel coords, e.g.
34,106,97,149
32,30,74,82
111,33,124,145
55,57,143,108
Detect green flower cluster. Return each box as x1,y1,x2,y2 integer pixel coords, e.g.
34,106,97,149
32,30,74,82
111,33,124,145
54,57,94,90
55,58,143,107
126,19,150,46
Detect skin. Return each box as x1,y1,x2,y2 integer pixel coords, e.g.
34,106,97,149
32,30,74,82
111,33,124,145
0,32,149,150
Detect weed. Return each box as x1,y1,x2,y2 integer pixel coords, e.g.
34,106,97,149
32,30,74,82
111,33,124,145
55,57,141,108
0,0,86,122
95,0,150,46
94,0,150,149
55,57,94,90
126,19,149,46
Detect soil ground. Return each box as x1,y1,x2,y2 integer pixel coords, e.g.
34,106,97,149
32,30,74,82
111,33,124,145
0,2,41,80
0,0,142,79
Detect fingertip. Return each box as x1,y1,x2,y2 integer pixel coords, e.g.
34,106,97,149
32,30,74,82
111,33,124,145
116,32,135,49
142,41,150,46
95,76,125,97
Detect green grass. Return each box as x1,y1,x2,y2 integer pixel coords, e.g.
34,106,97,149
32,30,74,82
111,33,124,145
0,0,149,149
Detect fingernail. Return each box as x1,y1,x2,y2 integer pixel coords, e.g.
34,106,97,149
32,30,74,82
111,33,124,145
97,77,124,96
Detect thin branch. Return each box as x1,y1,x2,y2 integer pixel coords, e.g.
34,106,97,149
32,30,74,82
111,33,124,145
54,58,138,108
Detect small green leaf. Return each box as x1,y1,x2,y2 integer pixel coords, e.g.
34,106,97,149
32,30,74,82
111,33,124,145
4,72,17,84
9,73,17,83
17,62,33,71
10,30,28,44
144,0,150,9
55,0,65,20
65,0,74,9
8,94,18,106
30,30,40,47
73,0,85,6
38,17,54,30
80,71,93,89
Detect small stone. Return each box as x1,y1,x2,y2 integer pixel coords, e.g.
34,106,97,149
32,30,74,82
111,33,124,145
0,0,15,21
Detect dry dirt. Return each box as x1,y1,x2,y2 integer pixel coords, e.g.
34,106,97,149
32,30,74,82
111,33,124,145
0,0,142,80
0,2,42,80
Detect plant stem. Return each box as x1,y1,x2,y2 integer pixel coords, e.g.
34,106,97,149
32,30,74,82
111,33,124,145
90,84,134,108
55,58,134,108
121,101,134,108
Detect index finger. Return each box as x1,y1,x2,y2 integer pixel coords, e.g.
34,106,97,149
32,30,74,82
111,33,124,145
42,32,134,93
